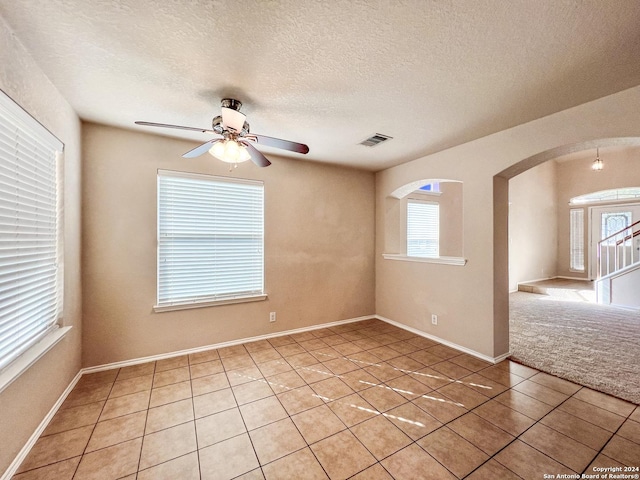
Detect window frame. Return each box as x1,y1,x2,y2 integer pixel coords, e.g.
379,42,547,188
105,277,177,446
418,182,441,195
570,187,640,205
382,184,467,266
154,169,266,312
0,89,68,393
569,208,585,272
406,197,440,258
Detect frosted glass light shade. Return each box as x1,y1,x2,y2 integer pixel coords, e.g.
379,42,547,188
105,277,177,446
592,158,604,171
209,140,251,164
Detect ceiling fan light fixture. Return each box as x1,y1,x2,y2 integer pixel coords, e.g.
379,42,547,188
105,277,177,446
209,139,251,164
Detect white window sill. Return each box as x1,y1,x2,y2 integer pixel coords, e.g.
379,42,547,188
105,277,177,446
0,326,72,395
154,294,268,313
382,254,467,266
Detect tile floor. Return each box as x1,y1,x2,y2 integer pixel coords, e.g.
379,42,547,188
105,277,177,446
12,319,640,479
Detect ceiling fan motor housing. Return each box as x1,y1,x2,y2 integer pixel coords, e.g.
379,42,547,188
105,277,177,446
211,115,224,134
221,98,242,111
213,113,250,136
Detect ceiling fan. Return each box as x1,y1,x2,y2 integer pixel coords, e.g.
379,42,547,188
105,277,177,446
135,98,309,168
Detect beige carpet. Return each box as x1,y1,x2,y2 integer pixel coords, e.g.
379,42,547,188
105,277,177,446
509,291,640,404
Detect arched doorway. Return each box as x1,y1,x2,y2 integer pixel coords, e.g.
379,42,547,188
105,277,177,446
494,137,640,402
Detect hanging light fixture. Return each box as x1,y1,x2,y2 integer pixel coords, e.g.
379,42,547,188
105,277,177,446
591,147,604,172
209,139,252,166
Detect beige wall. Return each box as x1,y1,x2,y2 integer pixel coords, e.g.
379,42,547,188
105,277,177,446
0,18,82,475
376,86,640,359
556,147,640,279
508,160,558,290
81,123,375,367
438,182,464,257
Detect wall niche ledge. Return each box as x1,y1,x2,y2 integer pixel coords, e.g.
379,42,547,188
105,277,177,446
382,254,467,266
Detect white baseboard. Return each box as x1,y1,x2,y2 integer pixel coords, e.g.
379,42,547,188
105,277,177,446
516,276,554,285
374,315,510,364
493,351,512,363
83,314,376,374
1,370,82,480
5,311,512,479
3,314,375,479
555,276,592,282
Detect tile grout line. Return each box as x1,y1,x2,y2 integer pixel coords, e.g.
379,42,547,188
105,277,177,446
386,362,588,478
225,350,269,480
487,387,612,477
462,392,578,479
412,382,508,479
71,369,119,480
540,391,629,452
578,401,638,474
256,332,404,478
276,343,343,480
187,354,204,480
460,371,629,477
285,336,465,479
14,320,639,480
141,360,158,475
429,371,522,479
245,334,629,478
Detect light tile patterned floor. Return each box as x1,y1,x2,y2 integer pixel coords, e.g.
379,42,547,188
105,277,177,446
13,319,640,479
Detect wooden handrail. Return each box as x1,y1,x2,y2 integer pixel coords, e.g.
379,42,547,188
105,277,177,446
615,228,640,246
598,219,640,248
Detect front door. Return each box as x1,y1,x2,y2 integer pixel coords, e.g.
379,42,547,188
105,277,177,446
590,203,640,279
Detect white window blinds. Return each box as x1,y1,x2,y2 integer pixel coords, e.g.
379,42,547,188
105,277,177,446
570,208,585,271
0,90,63,372
157,170,264,308
407,200,439,258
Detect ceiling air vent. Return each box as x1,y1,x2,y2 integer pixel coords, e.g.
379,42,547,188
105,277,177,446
360,133,392,147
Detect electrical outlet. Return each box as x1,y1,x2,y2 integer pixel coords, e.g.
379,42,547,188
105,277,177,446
269,312,276,323
431,314,438,325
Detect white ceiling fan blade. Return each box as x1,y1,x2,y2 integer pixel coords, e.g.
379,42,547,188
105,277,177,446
135,121,216,134
240,140,271,167
249,133,309,154
182,139,219,158
221,107,246,133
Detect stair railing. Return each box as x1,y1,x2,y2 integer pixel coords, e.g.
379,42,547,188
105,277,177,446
598,219,640,277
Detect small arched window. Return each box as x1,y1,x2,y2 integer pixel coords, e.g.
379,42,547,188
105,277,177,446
570,187,640,205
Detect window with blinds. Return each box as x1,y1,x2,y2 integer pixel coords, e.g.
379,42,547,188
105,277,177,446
0,90,63,372
407,200,439,258
157,170,264,309
570,208,585,271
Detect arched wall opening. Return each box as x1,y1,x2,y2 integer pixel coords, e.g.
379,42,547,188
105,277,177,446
493,137,640,355
385,178,464,260
375,86,640,362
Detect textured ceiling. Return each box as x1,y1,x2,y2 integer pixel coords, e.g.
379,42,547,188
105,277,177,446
2,0,640,170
